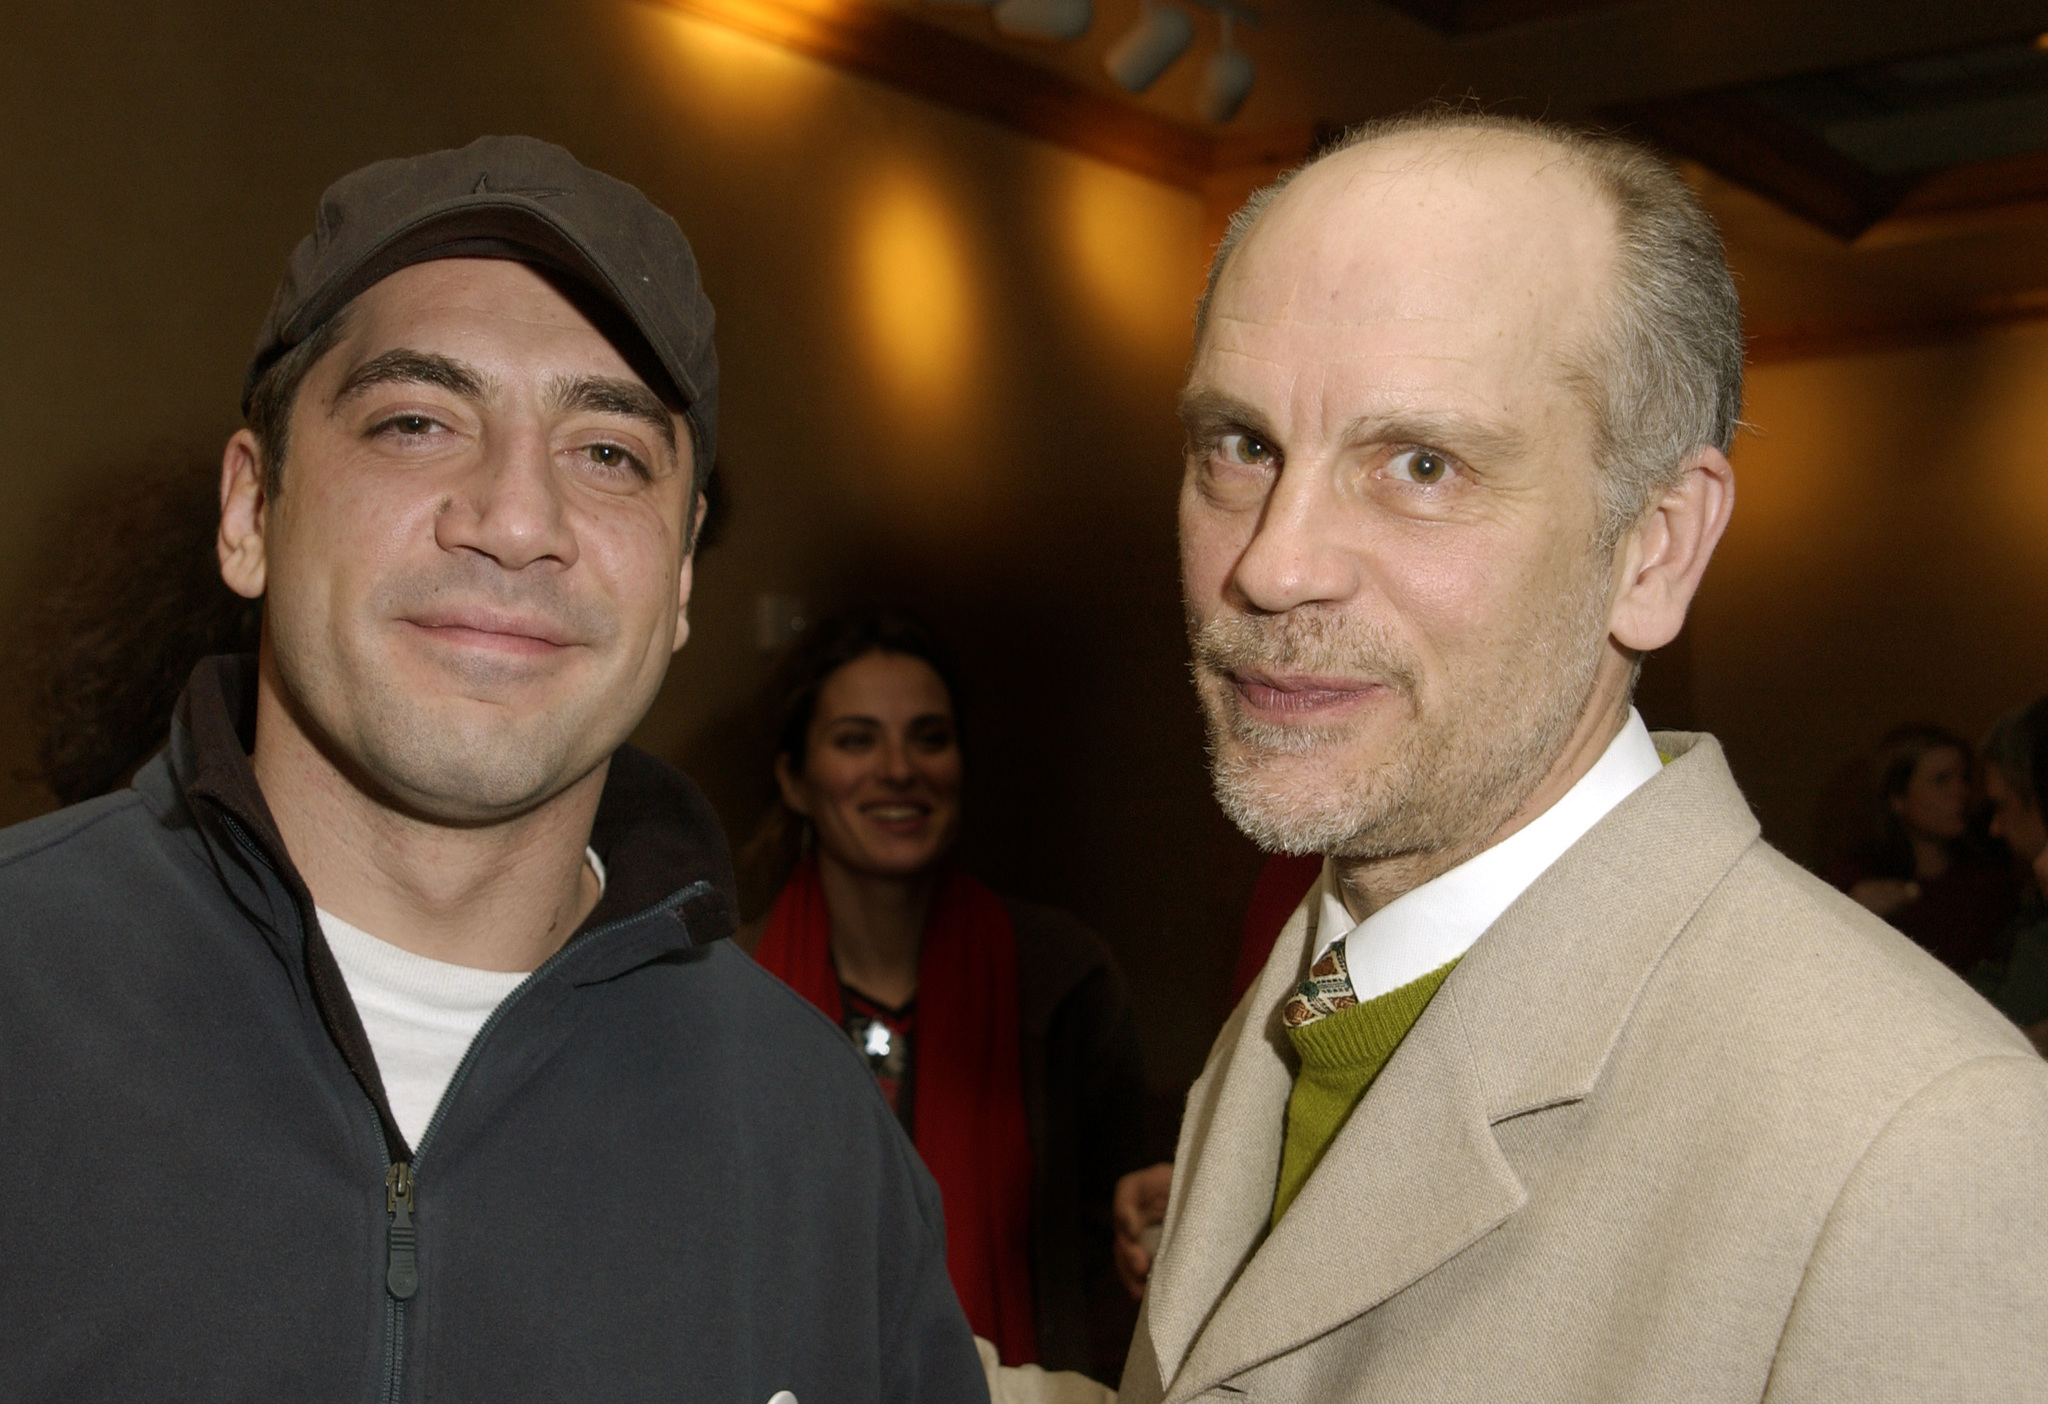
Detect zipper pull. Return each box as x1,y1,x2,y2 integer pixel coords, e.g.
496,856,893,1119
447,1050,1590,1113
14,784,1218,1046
385,1161,419,1300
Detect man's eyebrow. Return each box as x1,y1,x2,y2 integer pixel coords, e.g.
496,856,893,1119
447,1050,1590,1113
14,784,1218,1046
332,349,488,407
1342,412,1531,465
1177,387,1271,434
1178,390,1532,465
548,375,677,453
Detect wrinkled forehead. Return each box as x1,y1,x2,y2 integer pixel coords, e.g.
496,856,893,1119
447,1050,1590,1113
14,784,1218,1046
1208,133,1618,372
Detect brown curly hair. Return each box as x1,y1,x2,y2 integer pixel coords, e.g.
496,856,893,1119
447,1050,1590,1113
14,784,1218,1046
13,447,262,805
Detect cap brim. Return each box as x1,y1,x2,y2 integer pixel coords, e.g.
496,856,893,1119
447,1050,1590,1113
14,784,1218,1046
247,197,698,423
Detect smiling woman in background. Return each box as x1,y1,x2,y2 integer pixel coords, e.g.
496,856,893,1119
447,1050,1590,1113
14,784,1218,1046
1825,723,2019,975
741,607,1150,1380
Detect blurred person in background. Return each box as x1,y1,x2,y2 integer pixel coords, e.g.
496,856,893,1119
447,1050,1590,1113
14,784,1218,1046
13,450,261,806
742,607,1150,1381
1824,724,2018,975
1973,698,2048,1051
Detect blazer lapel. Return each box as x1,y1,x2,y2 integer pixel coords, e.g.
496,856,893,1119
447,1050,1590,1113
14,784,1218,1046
1142,884,1321,1389
1163,963,1524,1403
1144,733,1763,1400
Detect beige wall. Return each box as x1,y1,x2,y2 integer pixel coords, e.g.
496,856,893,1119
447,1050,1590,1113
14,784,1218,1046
0,0,1257,1090
1685,325,2048,864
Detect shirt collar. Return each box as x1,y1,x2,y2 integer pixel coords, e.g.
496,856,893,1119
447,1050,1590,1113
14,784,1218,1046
1316,708,1664,1002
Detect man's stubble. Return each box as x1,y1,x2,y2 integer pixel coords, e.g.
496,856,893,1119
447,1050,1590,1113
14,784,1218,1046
267,551,626,823
1189,547,1613,864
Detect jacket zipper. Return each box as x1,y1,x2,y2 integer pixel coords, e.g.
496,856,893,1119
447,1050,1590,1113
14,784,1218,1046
386,1162,419,1297
370,901,674,1403
220,805,709,1403
384,1163,417,1403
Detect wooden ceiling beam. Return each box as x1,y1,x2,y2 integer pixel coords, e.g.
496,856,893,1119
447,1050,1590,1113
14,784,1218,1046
1747,290,2048,363
1608,91,1913,240
1376,0,1648,36
660,0,1313,190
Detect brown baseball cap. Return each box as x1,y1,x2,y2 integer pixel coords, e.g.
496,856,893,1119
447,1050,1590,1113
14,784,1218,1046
244,134,718,467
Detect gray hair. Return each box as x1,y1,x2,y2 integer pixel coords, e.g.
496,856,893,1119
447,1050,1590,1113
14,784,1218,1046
1194,109,1745,545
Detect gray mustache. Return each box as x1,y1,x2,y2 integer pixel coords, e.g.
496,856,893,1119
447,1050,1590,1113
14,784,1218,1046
1188,610,1419,696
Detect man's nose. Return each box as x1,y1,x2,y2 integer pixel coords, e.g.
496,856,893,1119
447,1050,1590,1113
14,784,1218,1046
1228,460,1361,614
434,423,579,571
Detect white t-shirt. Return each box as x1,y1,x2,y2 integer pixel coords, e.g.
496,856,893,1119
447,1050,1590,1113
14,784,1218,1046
320,848,606,1149
1313,710,1666,1001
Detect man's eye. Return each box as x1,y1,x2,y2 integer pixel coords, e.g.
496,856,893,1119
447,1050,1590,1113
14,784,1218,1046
1217,432,1276,467
1386,447,1452,485
376,414,438,437
582,443,641,474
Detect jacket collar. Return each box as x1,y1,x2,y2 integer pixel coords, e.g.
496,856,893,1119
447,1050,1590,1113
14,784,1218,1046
169,655,739,1158
1144,733,1761,1400
174,654,737,954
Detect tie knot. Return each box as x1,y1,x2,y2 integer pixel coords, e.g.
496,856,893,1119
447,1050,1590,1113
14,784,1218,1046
1283,941,1360,1029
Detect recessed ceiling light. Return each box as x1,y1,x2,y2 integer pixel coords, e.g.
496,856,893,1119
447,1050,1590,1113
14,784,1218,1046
1105,1,1196,94
991,0,1093,41
1197,17,1255,123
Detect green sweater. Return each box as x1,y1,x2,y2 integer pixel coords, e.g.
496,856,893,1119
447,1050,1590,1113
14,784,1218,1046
1272,958,1459,1227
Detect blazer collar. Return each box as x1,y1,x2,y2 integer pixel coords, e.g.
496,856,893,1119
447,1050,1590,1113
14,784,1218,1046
1455,732,1759,1122
1144,733,1760,1399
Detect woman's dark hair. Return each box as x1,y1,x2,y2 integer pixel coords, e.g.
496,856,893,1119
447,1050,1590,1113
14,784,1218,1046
736,607,962,917
1874,724,1969,806
1861,723,1971,878
15,450,263,806
770,607,963,772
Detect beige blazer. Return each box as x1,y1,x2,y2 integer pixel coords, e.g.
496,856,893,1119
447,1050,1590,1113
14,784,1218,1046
1124,735,2048,1403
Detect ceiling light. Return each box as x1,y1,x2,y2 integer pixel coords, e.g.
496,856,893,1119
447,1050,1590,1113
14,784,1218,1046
1105,1,1195,94
1197,16,1254,123
991,0,1093,41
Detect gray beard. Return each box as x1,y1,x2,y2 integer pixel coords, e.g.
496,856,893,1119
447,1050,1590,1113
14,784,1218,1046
1189,571,1611,862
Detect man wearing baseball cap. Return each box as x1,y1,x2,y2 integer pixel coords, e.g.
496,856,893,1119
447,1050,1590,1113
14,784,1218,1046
0,136,986,1402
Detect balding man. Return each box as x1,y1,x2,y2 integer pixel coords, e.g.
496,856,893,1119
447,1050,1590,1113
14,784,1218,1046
1124,112,2048,1402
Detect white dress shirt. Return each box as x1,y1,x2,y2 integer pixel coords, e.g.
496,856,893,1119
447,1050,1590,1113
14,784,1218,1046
1314,710,1665,1002
321,847,607,1147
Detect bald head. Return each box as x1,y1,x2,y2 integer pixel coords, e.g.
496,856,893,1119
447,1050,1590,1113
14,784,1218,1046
1209,129,1616,456
1195,113,1742,541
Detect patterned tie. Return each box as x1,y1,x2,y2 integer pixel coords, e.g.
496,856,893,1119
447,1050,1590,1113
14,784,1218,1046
1282,939,1359,1029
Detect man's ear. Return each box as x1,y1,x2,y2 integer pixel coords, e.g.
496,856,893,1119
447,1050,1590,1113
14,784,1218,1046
671,492,709,654
1608,446,1734,653
218,430,270,600
773,753,811,818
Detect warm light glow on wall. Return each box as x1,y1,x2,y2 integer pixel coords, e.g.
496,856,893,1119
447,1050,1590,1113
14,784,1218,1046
855,169,977,421
1968,324,2048,549
1061,161,1200,357
633,3,831,131
1728,362,1861,554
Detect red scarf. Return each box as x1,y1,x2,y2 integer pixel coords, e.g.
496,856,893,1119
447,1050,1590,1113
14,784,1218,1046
753,856,1038,1364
